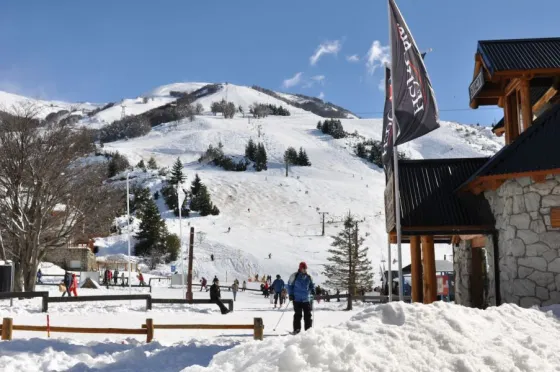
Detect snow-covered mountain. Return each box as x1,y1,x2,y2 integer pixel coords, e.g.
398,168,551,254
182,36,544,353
0,83,504,285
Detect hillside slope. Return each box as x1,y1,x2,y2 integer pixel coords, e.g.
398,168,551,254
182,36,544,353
101,110,503,285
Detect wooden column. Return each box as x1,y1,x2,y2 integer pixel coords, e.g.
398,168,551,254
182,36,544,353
146,318,154,343
503,94,511,145
421,236,437,304
519,79,532,132
1,318,13,340
410,236,423,303
253,318,264,340
470,248,484,309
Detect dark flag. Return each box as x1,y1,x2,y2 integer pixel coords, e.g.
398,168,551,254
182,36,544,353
381,52,428,171
381,66,394,171
389,0,439,146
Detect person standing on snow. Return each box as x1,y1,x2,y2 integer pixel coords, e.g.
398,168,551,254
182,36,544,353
272,274,285,308
62,271,73,297
209,280,230,314
242,280,246,292
288,262,315,334
70,273,79,297
200,277,208,291
37,269,43,284
113,268,119,285
232,281,239,301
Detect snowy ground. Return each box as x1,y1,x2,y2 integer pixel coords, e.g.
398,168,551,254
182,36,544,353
1,281,559,371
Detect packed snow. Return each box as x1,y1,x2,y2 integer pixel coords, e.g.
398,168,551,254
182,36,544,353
0,91,99,119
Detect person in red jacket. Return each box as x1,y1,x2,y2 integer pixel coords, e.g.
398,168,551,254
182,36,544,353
70,273,79,297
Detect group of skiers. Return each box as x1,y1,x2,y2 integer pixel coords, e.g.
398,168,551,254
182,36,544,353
101,268,146,287
60,271,79,297
260,275,288,308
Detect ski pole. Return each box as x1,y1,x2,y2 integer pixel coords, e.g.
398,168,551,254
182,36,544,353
272,300,291,332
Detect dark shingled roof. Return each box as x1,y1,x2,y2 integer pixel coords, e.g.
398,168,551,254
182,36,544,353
463,104,560,182
478,38,560,75
388,158,495,235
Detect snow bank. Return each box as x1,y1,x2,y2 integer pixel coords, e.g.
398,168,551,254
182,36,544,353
185,302,560,372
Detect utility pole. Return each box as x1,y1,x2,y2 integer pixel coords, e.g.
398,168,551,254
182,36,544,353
318,212,329,236
121,103,126,119
186,227,194,301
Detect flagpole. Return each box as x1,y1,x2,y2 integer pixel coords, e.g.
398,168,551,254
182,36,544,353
387,238,392,302
388,0,404,301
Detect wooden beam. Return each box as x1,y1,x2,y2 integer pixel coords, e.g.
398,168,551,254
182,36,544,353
471,236,487,249
505,78,521,96
464,169,560,195
519,79,532,131
532,174,547,183
470,247,484,309
494,68,560,77
551,208,560,228
533,87,558,114
421,236,437,304
410,236,423,303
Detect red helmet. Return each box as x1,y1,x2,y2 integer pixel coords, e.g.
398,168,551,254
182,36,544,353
299,262,307,270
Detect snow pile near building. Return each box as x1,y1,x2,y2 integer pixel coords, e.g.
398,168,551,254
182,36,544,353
185,302,560,372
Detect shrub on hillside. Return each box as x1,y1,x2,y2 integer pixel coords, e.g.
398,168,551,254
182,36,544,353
107,151,130,178
99,116,151,143
318,119,346,139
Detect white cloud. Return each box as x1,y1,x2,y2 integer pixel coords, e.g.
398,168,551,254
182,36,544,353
282,72,303,89
310,40,341,66
378,78,385,92
318,92,325,100
346,54,360,63
366,40,390,75
303,75,326,88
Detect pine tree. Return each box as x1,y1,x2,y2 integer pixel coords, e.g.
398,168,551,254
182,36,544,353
284,147,298,165
147,156,158,170
245,139,257,162
191,184,213,216
137,159,146,171
297,147,311,166
255,143,268,172
356,143,367,159
190,173,202,196
135,198,167,258
316,121,322,130
132,187,152,214
322,213,374,310
165,233,180,263
169,157,185,186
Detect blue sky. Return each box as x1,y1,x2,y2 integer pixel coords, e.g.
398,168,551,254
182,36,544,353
1,0,559,125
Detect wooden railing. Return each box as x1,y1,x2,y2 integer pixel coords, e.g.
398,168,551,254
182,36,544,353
0,317,264,341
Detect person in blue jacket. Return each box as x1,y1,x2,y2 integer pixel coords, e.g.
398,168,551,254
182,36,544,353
272,274,285,308
288,262,315,334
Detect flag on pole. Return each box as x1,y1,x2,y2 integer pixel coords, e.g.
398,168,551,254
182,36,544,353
388,0,439,146
381,52,428,171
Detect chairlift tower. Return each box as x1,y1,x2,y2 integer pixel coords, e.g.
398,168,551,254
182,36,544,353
121,103,126,119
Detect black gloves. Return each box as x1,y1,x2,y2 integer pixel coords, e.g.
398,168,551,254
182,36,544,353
289,295,294,301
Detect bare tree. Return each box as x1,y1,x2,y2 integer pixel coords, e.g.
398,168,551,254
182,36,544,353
0,103,123,291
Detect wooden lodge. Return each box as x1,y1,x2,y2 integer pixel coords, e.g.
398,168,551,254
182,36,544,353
386,37,560,309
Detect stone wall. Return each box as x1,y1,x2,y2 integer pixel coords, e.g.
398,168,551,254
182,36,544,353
485,235,496,307
453,241,472,307
485,175,560,307
44,247,97,271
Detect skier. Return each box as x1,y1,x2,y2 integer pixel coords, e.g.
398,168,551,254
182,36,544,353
264,282,270,298
255,273,259,281
211,254,215,261
213,275,219,284
288,262,315,334
209,280,230,314
227,227,231,233
113,268,119,285
36,269,43,284
232,281,239,301
200,277,208,291
62,271,73,297
281,287,288,305
336,288,340,302
268,253,272,259
121,272,125,287
272,274,285,308
70,273,79,297
137,272,146,286
242,280,247,292
315,285,322,303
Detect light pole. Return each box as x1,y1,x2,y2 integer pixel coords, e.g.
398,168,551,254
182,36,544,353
177,184,185,299
126,173,132,298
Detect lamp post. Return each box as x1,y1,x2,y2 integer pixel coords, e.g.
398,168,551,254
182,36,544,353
177,184,185,299
126,173,132,298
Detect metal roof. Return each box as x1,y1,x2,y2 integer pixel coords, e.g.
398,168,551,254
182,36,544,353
463,104,560,180
386,158,495,235
478,38,560,74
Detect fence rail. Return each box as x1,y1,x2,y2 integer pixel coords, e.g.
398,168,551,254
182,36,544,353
0,317,264,341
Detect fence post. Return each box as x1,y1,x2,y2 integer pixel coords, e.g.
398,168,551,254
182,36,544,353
253,317,263,341
146,295,152,311
1,318,13,340
146,318,154,343
42,293,48,313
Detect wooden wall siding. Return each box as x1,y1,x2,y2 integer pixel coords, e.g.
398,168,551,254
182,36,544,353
552,207,560,228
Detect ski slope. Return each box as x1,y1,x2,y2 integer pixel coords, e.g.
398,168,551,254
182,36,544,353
0,91,98,119
102,106,503,285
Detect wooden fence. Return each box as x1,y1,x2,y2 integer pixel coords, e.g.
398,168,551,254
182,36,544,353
0,317,264,342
